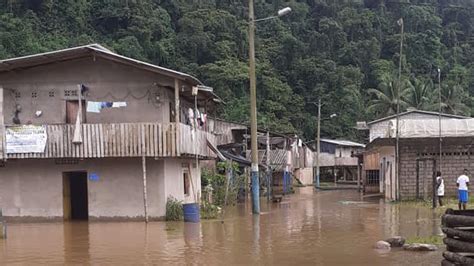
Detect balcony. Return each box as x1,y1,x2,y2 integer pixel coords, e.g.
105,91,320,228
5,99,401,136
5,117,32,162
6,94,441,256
2,123,216,160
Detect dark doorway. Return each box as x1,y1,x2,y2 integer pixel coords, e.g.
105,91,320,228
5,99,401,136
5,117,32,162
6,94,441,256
63,172,89,220
66,100,86,124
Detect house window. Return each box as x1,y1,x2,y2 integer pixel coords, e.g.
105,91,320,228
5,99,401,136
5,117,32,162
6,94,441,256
64,90,78,97
366,170,380,185
49,90,55,97
31,91,38,98
183,169,190,196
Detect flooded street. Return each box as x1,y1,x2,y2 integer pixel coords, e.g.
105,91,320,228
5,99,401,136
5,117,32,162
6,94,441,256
0,188,443,265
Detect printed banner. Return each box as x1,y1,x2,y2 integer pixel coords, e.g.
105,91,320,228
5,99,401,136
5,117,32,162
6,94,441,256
6,125,47,154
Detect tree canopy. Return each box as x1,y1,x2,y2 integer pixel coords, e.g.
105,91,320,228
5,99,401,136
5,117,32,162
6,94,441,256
1,0,474,141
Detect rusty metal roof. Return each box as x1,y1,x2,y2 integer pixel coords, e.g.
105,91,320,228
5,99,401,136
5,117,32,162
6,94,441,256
0,44,221,101
0,44,199,83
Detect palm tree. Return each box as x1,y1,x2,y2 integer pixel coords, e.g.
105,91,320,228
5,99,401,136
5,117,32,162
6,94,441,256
432,84,471,115
367,75,410,117
402,78,434,110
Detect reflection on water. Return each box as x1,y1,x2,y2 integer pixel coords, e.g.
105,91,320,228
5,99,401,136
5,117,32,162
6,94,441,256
0,188,443,265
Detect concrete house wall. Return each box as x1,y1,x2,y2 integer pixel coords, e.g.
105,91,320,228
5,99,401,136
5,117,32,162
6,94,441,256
0,158,200,220
0,52,207,220
0,57,178,125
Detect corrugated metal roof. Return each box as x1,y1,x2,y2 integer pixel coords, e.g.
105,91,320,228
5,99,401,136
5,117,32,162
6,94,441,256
367,110,470,125
320,139,365,147
0,43,222,101
0,44,199,83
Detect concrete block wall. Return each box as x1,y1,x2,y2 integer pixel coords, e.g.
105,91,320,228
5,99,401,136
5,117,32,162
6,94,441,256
0,157,201,220
399,142,474,199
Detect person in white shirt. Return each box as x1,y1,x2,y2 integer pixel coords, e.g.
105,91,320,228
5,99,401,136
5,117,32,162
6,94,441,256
436,171,444,207
457,169,470,210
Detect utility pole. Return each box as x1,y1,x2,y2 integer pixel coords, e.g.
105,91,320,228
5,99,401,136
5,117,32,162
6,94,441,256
266,131,271,202
248,0,260,214
438,68,442,173
395,18,404,201
247,4,291,213
315,99,321,188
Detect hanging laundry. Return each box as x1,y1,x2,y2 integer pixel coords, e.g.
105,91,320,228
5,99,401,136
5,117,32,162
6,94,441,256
188,108,194,119
100,102,113,108
87,101,102,113
187,108,194,127
87,101,127,113
195,109,201,128
112,102,127,108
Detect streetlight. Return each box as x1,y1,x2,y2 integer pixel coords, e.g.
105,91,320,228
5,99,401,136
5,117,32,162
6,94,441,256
249,4,291,214
436,68,442,209
313,99,337,189
395,18,404,201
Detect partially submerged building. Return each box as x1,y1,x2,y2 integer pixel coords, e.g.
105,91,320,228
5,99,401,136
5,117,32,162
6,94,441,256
208,119,314,191
360,110,471,200
307,139,365,184
0,44,219,220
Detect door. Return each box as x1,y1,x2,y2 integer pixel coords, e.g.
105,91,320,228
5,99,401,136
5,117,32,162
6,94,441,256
63,172,89,220
63,174,71,220
380,159,385,193
416,159,435,200
66,100,86,124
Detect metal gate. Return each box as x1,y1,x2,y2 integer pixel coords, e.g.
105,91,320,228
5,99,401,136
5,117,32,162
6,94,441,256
416,158,437,206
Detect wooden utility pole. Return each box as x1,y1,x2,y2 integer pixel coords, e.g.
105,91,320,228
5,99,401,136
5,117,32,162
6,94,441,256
142,156,149,223
248,0,260,214
266,131,271,201
315,99,321,188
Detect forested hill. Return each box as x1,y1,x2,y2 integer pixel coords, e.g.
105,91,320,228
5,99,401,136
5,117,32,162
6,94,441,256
1,0,474,141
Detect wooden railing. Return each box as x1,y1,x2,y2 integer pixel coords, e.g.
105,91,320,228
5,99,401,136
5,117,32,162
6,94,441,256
5,123,216,159
179,123,216,158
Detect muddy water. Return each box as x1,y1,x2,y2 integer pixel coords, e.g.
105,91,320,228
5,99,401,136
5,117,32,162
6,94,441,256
0,188,443,265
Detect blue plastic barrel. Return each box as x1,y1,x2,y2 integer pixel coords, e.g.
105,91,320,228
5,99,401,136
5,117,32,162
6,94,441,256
183,203,200,223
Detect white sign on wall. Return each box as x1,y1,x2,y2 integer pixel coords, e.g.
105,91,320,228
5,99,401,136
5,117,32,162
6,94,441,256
6,125,47,154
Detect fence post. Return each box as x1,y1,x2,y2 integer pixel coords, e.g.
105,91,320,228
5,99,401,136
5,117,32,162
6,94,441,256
0,209,6,239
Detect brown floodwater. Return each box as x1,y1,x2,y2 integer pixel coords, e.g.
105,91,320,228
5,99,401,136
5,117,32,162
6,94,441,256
0,188,443,265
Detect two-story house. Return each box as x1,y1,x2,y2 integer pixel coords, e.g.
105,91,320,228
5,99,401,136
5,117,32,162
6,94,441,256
0,44,218,221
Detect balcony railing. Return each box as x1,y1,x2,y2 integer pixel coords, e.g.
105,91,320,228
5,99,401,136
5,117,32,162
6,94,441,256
2,123,216,160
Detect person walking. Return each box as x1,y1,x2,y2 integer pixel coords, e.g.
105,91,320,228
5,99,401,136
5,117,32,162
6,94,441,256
457,169,470,210
436,171,444,207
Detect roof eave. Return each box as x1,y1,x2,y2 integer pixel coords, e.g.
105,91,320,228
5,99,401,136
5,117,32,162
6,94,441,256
367,110,470,125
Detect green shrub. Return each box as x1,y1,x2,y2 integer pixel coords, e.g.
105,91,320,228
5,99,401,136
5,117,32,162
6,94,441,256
201,162,245,207
166,196,183,221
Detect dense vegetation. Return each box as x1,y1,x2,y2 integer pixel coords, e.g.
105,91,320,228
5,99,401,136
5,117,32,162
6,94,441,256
2,0,474,141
